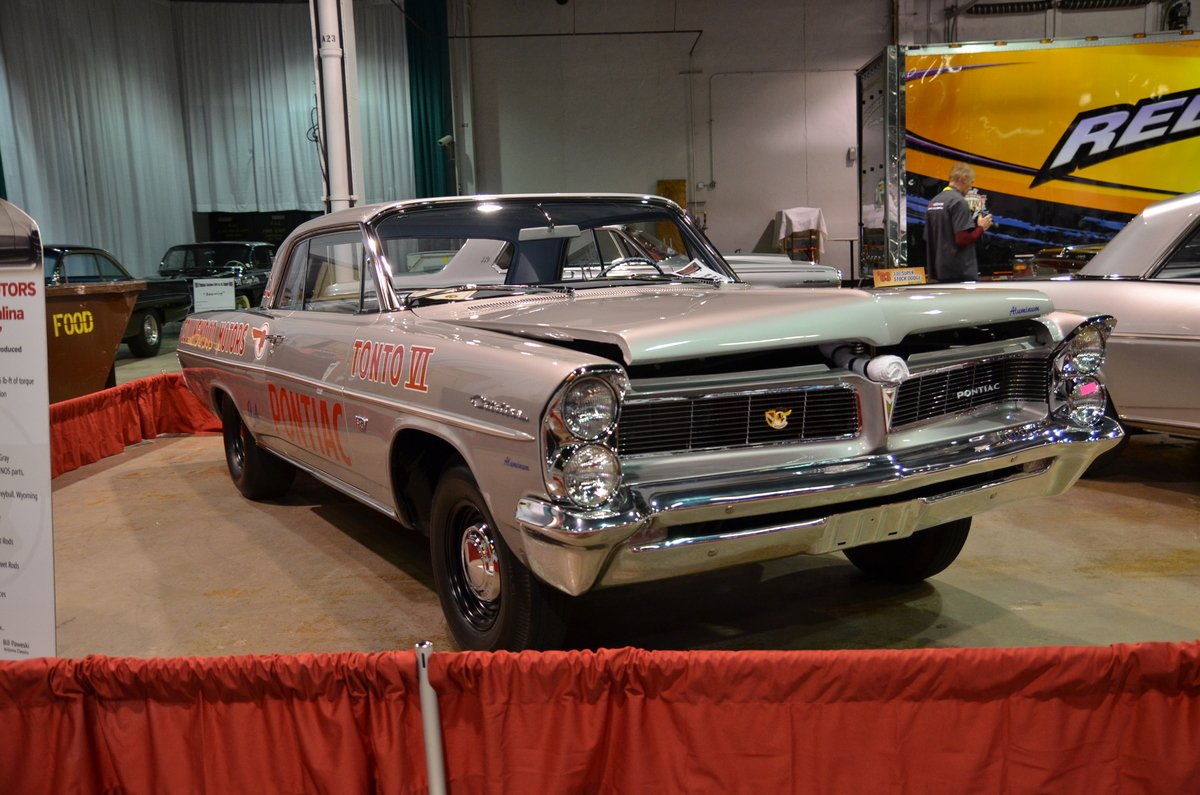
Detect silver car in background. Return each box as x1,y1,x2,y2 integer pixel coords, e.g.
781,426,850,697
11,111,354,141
178,193,1121,651
945,190,1200,455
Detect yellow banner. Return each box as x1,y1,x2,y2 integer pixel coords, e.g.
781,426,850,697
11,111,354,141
906,39,1200,216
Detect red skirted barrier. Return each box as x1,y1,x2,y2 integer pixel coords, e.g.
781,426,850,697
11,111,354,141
49,372,220,478
431,644,1200,793
2,643,1198,793
0,652,427,794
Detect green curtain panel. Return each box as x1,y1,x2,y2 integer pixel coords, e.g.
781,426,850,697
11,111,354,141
405,0,454,198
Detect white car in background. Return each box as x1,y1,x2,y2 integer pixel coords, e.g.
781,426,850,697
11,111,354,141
722,252,843,288
597,225,842,287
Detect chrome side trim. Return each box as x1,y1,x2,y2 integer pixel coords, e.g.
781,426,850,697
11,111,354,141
1109,331,1198,343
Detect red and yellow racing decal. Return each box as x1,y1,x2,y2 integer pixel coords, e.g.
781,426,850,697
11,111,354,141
267,383,352,466
180,318,250,356
350,340,435,392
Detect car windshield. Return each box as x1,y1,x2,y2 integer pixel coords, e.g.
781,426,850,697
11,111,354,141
160,243,253,273
373,199,735,294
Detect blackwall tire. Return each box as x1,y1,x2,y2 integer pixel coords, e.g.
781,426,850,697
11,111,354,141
220,398,295,500
430,465,567,651
843,517,972,584
128,311,162,358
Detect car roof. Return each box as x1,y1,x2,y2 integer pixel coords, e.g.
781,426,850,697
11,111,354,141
167,241,272,247
1083,190,1200,278
286,193,683,240
43,244,117,257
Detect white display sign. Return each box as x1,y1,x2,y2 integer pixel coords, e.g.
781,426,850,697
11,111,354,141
194,278,235,311
0,201,56,659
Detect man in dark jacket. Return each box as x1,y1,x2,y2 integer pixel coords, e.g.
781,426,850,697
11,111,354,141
925,162,994,282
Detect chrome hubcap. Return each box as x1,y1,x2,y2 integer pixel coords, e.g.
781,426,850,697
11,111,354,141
460,523,500,602
142,316,160,345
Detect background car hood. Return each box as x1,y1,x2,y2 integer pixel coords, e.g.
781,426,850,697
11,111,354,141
411,285,1053,365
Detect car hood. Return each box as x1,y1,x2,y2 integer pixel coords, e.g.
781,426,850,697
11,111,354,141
411,284,1053,365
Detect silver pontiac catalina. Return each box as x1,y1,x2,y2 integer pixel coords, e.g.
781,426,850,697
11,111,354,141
178,193,1122,651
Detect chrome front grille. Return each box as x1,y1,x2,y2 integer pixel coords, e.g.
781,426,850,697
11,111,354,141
891,355,1048,428
618,386,860,457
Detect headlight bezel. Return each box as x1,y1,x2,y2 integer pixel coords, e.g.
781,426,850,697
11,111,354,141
1049,315,1114,428
542,366,628,509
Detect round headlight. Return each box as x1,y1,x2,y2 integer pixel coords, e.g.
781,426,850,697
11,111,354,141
562,377,618,439
1057,324,1106,377
562,444,620,508
1066,376,1107,427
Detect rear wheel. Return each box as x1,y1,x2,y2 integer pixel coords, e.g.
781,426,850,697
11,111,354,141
221,398,295,500
843,518,971,583
430,465,567,651
128,311,162,357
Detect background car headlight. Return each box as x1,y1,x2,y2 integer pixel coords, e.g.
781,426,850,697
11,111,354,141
1065,377,1107,427
562,377,619,440
562,444,620,508
1056,322,1106,377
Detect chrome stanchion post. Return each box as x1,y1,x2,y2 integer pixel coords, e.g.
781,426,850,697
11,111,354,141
415,641,448,795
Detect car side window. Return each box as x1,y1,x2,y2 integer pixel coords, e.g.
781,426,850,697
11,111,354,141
253,247,274,268
1156,224,1200,280
96,255,125,280
382,237,511,289
275,242,309,309
65,253,98,281
275,230,375,314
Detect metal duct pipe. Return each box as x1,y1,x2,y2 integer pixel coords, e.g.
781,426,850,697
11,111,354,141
310,0,360,212
965,0,1052,14
1057,0,1151,9
964,0,1149,13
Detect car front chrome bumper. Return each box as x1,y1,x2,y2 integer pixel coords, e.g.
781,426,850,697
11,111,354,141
514,418,1123,596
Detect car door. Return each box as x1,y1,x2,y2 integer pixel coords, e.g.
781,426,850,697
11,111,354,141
255,228,377,492
1106,228,1200,434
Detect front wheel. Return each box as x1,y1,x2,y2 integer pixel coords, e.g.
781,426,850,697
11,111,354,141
430,465,567,651
128,311,162,357
220,398,295,500
843,517,971,584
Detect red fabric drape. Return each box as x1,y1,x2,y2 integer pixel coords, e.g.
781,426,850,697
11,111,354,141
0,652,427,794
431,643,1200,794
50,373,221,478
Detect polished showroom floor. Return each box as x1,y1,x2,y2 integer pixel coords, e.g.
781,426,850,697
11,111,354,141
53,331,1200,658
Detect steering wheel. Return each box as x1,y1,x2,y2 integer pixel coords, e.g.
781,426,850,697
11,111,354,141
597,256,667,277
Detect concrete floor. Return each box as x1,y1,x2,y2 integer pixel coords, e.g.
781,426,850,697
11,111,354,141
52,327,1199,658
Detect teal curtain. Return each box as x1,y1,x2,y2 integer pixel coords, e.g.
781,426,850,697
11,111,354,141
405,0,454,198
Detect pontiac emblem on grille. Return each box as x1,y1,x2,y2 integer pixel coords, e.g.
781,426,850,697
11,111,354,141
764,409,792,430
881,384,899,430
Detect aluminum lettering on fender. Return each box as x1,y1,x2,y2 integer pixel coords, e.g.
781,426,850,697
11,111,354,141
267,382,352,465
350,339,435,392
471,395,529,422
180,317,249,356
